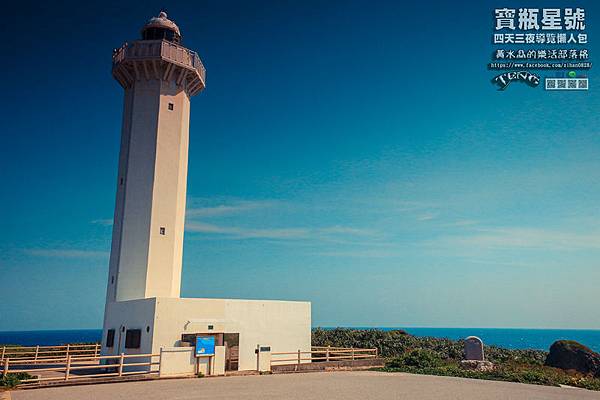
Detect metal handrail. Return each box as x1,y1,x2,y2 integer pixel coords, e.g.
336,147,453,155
112,40,206,82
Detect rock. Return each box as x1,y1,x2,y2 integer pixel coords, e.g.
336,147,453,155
545,340,600,376
460,360,494,371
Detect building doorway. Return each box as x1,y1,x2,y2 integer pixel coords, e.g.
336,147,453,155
224,333,239,371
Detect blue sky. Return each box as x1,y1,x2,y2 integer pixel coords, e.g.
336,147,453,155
1,0,600,330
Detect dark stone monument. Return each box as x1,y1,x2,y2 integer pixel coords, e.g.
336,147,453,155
464,336,485,361
460,336,494,371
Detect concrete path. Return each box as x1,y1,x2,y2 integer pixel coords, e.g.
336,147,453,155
10,371,600,400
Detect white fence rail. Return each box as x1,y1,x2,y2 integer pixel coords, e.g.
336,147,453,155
271,346,378,366
1,352,159,384
1,344,100,363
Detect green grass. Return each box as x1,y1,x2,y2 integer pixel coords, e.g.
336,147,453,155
380,360,600,391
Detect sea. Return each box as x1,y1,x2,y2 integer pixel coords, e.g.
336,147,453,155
1,328,599,353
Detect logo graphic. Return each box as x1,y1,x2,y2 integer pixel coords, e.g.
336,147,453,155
492,71,540,90
545,77,588,90
489,8,591,92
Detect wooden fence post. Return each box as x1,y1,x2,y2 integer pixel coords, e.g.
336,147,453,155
297,350,301,365
1,346,5,360
326,345,330,362
351,348,355,361
95,343,100,358
34,345,39,362
65,355,72,381
118,353,125,377
3,358,9,377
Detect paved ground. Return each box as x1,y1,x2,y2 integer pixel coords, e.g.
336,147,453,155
9,371,600,400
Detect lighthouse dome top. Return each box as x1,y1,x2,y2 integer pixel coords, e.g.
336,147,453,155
141,11,181,43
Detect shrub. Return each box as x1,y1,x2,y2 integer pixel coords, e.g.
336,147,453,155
387,349,443,369
312,328,546,364
0,372,33,388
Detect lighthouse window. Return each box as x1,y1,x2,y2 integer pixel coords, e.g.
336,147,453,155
142,27,180,44
125,329,142,349
168,103,174,110
160,227,166,235
106,329,115,348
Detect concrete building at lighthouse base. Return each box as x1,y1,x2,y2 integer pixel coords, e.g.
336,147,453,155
103,297,310,375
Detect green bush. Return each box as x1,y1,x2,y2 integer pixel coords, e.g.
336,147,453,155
0,372,34,388
312,328,546,364
387,349,443,369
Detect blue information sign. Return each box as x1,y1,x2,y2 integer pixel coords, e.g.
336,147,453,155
195,335,215,357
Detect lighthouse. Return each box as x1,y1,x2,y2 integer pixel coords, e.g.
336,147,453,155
102,12,310,375
107,11,205,303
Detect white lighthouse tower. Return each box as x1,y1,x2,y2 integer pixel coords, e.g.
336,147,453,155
102,12,310,375
107,11,204,303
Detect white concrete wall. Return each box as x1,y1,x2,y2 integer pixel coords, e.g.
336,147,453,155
101,298,156,357
151,297,311,371
159,347,196,377
223,299,311,371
